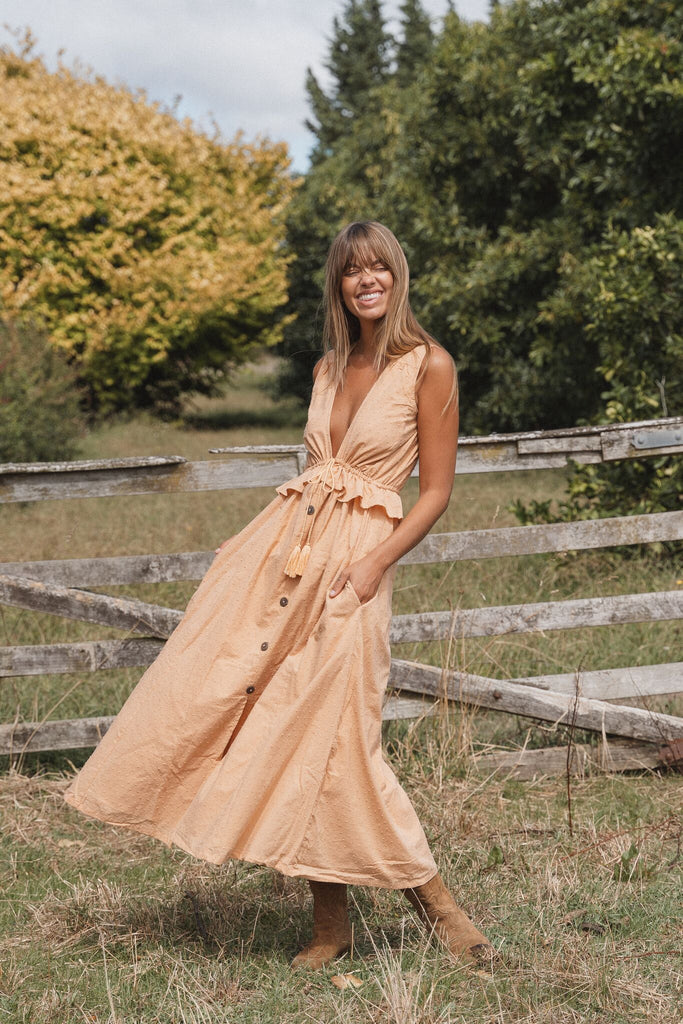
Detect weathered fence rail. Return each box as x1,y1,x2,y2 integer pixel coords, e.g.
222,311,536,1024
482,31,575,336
2,589,681,678
2,417,682,504
2,511,682,584
2,417,682,774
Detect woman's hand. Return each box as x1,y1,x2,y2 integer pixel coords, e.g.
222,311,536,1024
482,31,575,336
329,552,387,605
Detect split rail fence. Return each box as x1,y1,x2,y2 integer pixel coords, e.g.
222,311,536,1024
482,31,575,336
1,415,682,779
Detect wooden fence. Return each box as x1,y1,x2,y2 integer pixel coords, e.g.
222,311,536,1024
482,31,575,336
2,416,682,778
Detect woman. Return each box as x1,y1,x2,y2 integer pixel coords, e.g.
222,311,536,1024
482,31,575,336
64,221,493,968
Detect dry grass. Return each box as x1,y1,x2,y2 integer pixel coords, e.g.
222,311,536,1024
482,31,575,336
1,755,681,1023
1,358,682,1020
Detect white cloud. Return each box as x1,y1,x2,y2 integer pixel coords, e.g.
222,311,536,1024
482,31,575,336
2,0,491,169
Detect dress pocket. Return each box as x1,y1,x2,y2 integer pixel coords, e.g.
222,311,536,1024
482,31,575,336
325,579,362,620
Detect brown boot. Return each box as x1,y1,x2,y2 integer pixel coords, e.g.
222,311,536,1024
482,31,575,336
404,873,494,964
291,881,352,970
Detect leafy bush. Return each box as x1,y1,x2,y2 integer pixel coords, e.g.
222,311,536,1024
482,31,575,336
0,318,84,462
0,32,296,417
513,213,682,525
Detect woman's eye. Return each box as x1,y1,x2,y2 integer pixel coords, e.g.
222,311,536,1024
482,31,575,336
343,262,387,276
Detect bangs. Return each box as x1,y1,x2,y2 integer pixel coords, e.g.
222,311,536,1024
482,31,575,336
340,225,396,275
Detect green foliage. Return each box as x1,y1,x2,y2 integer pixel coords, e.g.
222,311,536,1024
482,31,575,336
395,0,435,87
613,842,652,881
0,318,84,462
306,0,392,160
281,0,682,522
281,0,683,441
278,0,431,402
485,843,505,868
550,215,682,425
514,213,682,523
395,0,683,432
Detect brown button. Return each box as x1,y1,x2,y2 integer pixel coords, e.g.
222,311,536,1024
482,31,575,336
260,641,269,651
246,686,255,694
307,505,315,515
279,597,288,607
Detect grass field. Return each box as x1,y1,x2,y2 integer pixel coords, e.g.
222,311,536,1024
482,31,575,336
1,360,682,1022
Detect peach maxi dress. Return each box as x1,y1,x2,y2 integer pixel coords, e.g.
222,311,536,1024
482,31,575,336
64,345,438,888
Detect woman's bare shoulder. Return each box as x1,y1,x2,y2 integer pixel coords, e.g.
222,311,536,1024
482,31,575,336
421,343,456,382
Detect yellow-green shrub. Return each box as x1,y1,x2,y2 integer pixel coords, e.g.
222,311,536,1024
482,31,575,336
0,35,296,416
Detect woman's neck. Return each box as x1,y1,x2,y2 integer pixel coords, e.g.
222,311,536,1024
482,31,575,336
352,324,381,361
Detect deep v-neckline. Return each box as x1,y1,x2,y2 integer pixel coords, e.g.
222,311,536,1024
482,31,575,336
327,351,408,460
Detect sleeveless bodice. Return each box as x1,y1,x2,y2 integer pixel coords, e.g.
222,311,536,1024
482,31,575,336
277,345,426,522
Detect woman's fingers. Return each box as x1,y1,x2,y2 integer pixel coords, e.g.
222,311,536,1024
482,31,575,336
330,557,381,602
329,571,349,597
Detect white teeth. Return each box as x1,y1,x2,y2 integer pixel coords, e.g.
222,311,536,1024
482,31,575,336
358,291,381,300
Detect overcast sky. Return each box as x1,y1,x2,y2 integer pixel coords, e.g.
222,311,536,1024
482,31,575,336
2,1,490,170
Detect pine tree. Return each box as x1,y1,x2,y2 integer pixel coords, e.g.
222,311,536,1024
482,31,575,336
305,1,392,162
395,0,435,87
280,1,393,399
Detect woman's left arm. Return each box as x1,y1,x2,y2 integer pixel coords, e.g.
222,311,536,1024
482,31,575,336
330,346,458,602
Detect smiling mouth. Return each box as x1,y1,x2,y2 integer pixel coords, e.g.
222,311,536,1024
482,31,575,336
357,291,383,302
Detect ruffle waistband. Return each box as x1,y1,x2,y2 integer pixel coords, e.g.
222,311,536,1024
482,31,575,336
276,457,403,521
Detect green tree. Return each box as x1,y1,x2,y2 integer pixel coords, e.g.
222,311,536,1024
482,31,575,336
513,213,682,523
0,318,84,462
278,0,441,402
306,0,392,162
279,0,397,401
395,0,435,87
393,0,683,432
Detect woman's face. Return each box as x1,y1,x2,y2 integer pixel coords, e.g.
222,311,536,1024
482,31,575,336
340,255,394,326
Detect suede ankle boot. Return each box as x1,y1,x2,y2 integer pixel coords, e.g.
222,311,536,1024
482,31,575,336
291,880,352,970
404,873,493,963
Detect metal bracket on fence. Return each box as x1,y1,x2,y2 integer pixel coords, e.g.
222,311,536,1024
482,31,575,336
633,428,683,450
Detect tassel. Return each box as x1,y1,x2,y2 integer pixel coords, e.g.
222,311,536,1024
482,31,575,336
295,543,311,575
284,544,302,578
283,541,312,578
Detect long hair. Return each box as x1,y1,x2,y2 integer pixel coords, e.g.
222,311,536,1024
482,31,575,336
322,221,457,408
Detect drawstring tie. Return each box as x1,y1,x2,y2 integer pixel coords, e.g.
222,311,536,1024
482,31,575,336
284,459,344,578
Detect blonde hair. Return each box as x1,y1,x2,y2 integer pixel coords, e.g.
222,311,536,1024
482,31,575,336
322,221,457,408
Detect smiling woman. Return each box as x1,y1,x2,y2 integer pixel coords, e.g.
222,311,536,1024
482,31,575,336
322,221,440,389
341,258,394,320
64,220,494,972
